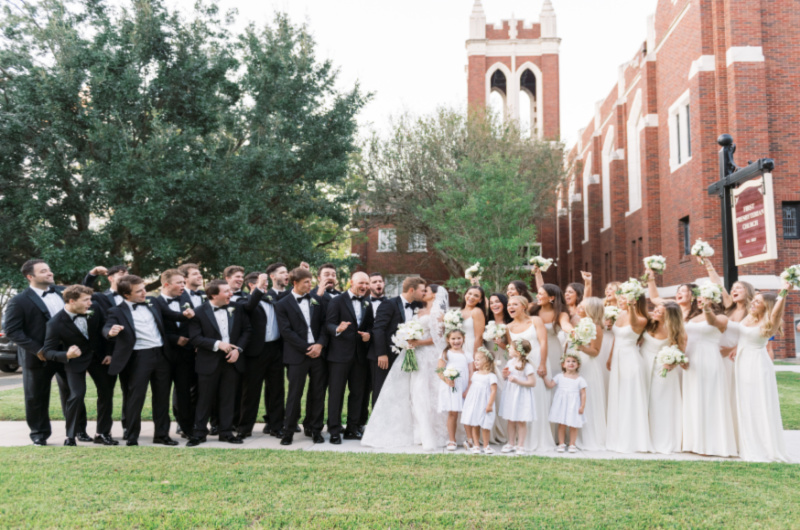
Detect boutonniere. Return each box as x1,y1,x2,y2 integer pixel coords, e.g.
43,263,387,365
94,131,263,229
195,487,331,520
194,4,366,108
147,301,153,308
227,307,235,316
266,295,274,303
311,298,319,306
182,303,191,310
413,308,420,315
363,300,370,309
86,310,94,318
201,294,207,301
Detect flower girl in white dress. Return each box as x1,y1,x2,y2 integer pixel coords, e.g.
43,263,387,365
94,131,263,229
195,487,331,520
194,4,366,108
437,329,471,451
461,347,499,454
544,352,587,453
500,338,538,455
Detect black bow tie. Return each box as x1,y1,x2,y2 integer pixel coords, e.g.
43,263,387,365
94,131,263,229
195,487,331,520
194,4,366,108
372,296,384,302
41,287,57,298
232,291,243,297
213,305,228,312
296,294,311,302
188,290,200,297
132,302,148,310
352,295,364,302
164,297,178,304
72,314,86,321
404,302,414,309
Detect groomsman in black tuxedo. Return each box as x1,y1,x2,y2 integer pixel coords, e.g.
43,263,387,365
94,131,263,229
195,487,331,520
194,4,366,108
82,264,128,313
154,269,196,439
275,267,329,445
3,260,87,445
186,280,251,446
315,263,341,302
258,261,291,433
42,285,118,446
103,275,194,446
225,265,248,303
324,271,373,443
369,276,427,406
359,272,387,429
178,263,206,308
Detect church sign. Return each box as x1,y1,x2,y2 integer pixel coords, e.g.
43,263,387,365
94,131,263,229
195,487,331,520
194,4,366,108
731,173,778,266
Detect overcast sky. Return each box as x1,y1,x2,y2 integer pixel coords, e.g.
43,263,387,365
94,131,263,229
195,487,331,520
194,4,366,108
169,0,657,147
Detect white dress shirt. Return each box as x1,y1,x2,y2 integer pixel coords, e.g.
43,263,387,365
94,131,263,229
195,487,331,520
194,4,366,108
370,295,385,315
187,289,203,308
349,291,364,326
211,304,230,351
400,294,414,322
32,286,65,317
257,289,280,343
109,291,123,306
293,291,315,343
65,309,89,339
125,300,163,350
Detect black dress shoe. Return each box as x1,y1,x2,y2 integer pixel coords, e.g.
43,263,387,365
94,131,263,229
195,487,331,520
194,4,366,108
269,428,285,438
295,425,302,433
126,439,139,446
93,434,119,446
280,433,294,446
186,437,206,447
152,436,179,446
262,424,270,434
210,426,219,436
238,432,252,439
329,434,341,445
303,427,312,438
179,431,190,440
64,438,77,446
122,429,129,441
343,430,362,441
358,425,366,435
219,434,244,445
32,439,47,446
76,432,92,443
312,432,324,444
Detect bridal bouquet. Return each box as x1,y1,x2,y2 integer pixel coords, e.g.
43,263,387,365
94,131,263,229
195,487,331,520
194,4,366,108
656,344,688,378
437,367,461,393
482,321,507,351
464,262,483,282
443,309,464,334
643,255,666,274
604,306,621,323
691,239,715,259
780,264,800,289
693,283,723,305
568,317,597,347
617,278,646,303
391,321,425,372
529,256,555,272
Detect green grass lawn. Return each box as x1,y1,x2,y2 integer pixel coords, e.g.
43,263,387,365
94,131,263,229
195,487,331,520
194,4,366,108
0,448,798,527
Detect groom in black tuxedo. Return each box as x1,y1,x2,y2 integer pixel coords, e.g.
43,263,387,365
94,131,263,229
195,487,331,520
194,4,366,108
42,285,117,446
275,267,328,445
324,271,373,443
369,276,427,406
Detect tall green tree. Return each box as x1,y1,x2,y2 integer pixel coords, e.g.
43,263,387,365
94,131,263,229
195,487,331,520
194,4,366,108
0,0,367,288
361,108,565,292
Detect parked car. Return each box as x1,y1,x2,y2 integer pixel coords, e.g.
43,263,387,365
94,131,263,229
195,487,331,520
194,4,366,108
0,331,20,372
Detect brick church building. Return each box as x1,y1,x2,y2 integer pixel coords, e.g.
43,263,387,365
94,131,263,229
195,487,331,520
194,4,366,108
352,0,799,357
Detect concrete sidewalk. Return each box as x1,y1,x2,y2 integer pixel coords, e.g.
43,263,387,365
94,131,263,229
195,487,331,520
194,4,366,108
1,420,797,463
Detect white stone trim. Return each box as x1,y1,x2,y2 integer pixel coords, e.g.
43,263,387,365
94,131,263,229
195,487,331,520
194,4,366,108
601,127,615,230
570,193,582,203
688,55,715,80
485,62,513,120
582,152,592,241
626,89,643,214
589,174,600,185
726,46,765,67
644,114,658,128
611,148,625,161
467,40,560,57
653,2,692,56
558,207,568,217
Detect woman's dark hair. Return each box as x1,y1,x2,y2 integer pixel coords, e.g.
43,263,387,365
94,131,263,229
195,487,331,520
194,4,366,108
461,286,487,316
531,283,569,332
487,293,512,324
566,282,585,308
509,280,534,303
429,284,439,294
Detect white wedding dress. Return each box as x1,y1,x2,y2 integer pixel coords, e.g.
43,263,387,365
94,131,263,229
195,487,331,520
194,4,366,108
361,293,449,452
574,339,607,451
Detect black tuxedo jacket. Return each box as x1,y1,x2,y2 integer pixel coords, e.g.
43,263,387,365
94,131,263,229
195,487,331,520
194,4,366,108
42,309,108,373
2,286,66,369
325,291,374,364
187,302,251,375
242,288,287,355
90,290,121,315
320,288,342,304
369,296,421,361
153,295,193,360
102,298,187,375
275,292,328,365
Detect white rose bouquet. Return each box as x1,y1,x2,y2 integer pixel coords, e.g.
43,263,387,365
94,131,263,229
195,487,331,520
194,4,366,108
643,255,666,274
694,283,723,305
617,278,646,303
529,256,555,272
464,262,483,282
437,367,461,393
482,321,507,351
568,317,597,347
604,306,621,323
691,239,715,259
443,309,464,334
780,264,800,289
655,344,688,378
391,320,425,372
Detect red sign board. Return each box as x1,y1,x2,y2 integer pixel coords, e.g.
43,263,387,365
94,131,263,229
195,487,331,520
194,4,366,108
731,175,777,266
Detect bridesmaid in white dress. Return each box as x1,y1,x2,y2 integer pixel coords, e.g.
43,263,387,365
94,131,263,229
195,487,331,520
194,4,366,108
605,293,653,453
486,293,512,445
641,301,686,454
530,285,573,379
732,288,790,462
460,286,485,448
682,294,738,457
505,295,553,453
572,297,607,451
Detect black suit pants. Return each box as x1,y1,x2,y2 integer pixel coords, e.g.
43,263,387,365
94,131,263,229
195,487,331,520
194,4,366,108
171,350,197,435
63,363,116,437
193,361,240,438
327,358,366,436
21,361,66,442
121,347,172,442
285,356,326,433
239,340,284,434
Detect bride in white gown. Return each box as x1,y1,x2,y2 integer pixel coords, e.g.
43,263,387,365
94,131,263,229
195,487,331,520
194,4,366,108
361,285,449,451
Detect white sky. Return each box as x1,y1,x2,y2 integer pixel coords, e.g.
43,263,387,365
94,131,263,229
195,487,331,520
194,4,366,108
168,0,657,147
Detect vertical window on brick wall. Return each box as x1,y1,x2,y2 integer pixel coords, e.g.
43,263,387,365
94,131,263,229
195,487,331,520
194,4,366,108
408,232,427,252
685,104,692,158
377,229,397,252
631,239,637,278
680,217,691,255
783,202,800,239
638,237,643,267
668,90,692,172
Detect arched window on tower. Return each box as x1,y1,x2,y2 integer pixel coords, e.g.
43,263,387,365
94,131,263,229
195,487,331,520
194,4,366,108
520,69,537,138
489,69,507,121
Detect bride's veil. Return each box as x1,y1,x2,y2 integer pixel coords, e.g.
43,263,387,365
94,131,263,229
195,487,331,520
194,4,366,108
429,285,450,352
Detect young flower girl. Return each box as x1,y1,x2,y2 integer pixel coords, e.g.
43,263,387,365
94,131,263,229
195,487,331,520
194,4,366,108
499,338,538,456
461,347,499,454
544,352,587,453
437,329,470,451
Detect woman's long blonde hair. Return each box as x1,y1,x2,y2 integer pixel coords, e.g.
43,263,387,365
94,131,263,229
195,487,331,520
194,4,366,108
662,301,687,350
582,297,605,326
758,293,784,338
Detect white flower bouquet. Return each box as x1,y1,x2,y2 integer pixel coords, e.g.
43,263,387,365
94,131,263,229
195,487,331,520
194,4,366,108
464,262,483,282
694,283,723,305
691,239,715,259
443,309,464,334
617,278,646,303
643,255,666,274
780,264,800,289
604,306,621,323
437,367,461,393
391,320,425,372
482,321,507,351
655,344,688,378
568,317,597,347
529,256,555,272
